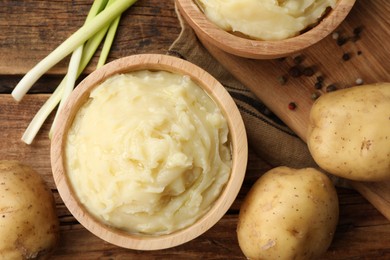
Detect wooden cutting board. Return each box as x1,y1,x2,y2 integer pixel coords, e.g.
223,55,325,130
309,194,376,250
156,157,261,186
186,0,390,220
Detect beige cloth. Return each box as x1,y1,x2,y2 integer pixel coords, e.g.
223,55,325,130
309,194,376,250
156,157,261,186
167,7,347,187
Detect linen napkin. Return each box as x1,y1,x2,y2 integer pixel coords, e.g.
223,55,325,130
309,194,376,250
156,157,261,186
167,6,349,187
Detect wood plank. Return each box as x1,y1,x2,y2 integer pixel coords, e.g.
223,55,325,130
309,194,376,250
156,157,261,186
1,0,390,257
198,0,390,140
0,0,181,75
0,94,54,185
188,0,390,221
1,94,389,258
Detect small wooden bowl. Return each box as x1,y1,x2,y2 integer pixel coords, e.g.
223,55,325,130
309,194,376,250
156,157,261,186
176,0,356,59
50,54,248,250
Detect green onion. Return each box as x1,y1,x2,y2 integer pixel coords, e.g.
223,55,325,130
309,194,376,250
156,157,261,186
50,0,119,138
21,17,110,145
59,0,109,110
97,14,121,68
12,0,137,102
21,24,109,145
21,83,63,145
20,0,138,144
49,48,82,140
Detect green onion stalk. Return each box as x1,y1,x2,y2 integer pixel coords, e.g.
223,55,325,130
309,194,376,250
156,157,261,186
17,0,137,144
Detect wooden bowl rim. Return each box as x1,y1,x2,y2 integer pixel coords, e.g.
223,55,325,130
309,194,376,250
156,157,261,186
50,54,248,250
176,0,356,59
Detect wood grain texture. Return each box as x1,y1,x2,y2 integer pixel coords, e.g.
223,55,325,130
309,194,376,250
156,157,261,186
0,0,181,75
184,0,390,221
0,0,390,258
0,95,389,258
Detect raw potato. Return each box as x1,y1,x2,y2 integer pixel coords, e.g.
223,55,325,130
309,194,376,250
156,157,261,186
0,160,59,259
307,83,390,181
237,167,339,260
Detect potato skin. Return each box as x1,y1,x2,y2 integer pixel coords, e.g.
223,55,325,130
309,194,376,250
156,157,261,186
0,161,59,259
237,167,339,260
307,83,390,181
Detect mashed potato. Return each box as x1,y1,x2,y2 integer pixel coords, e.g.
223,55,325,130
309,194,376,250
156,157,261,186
65,70,232,235
198,0,337,40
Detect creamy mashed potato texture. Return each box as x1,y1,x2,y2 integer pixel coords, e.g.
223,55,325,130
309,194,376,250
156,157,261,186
198,0,337,40
65,70,232,235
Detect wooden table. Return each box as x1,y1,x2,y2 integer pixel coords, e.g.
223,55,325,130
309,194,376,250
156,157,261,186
0,1,389,259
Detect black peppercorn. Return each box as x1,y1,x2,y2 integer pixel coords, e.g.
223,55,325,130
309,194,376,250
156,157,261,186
353,26,363,36
293,55,304,64
337,37,348,46
326,84,337,92
289,66,302,78
314,81,323,89
316,75,324,82
352,26,363,41
303,67,314,76
342,52,351,61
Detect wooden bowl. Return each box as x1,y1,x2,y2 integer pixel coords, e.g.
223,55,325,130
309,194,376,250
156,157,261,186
176,0,356,59
50,54,248,250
